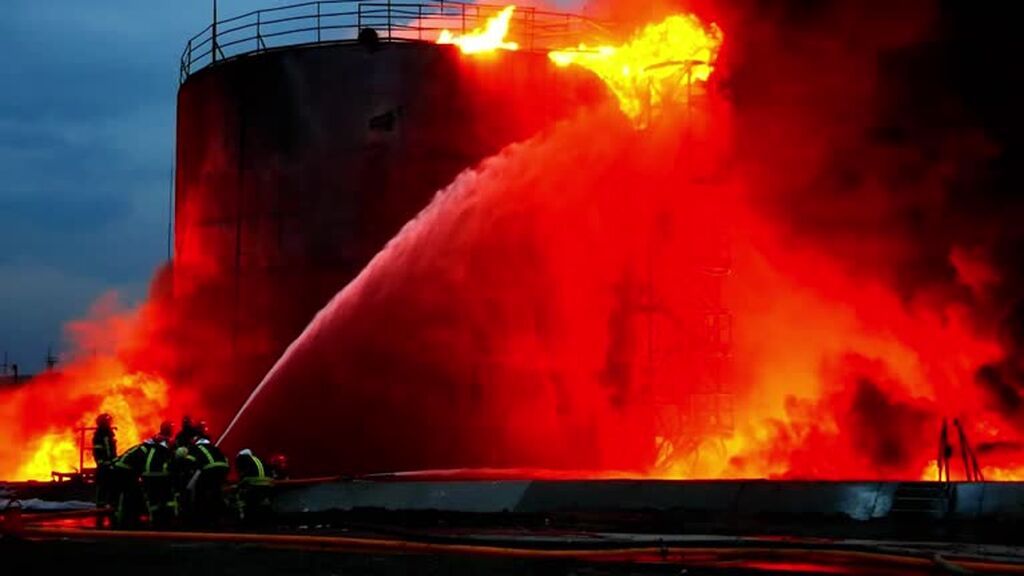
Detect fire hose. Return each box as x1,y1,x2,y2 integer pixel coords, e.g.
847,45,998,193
17,507,112,523
5,519,1024,574
5,497,1024,574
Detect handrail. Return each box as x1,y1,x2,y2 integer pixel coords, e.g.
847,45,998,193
180,0,605,84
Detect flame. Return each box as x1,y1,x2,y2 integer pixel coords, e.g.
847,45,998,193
550,14,724,127
9,8,1024,483
95,371,169,449
11,362,170,481
983,465,1024,482
0,295,176,481
14,434,78,481
223,5,1024,480
437,5,519,54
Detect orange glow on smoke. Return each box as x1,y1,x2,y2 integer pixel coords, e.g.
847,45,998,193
221,6,1024,481
0,295,178,481
7,5,1024,483
14,434,77,482
437,5,519,54
550,14,724,127
705,238,1006,480
13,367,169,481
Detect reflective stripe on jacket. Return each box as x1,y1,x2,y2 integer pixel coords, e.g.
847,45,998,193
237,453,273,486
194,444,229,471
113,443,150,473
142,445,171,477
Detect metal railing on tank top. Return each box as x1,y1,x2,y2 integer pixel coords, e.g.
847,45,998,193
181,0,606,83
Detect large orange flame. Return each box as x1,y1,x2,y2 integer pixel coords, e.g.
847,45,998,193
437,5,519,54
8,6,1024,484
550,14,724,127
0,295,176,481
12,366,169,480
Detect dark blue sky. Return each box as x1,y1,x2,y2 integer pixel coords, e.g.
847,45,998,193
0,1,302,372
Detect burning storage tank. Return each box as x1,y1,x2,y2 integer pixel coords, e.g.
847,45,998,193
215,8,736,477
171,3,607,426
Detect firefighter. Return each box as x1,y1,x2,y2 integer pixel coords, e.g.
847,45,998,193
174,415,197,448
234,449,274,527
187,433,230,528
172,446,198,524
92,413,117,526
110,440,153,529
141,435,177,528
157,420,175,446
268,453,290,481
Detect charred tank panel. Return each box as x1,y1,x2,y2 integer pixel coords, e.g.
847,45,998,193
173,42,603,424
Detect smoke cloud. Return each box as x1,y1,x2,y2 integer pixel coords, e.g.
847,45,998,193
223,0,1024,479
6,0,1024,481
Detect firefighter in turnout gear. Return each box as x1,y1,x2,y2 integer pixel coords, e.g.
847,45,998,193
234,449,274,527
92,413,117,526
268,453,290,481
174,415,198,448
187,435,230,528
141,436,177,528
110,440,153,528
172,446,197,522
157,421,175,445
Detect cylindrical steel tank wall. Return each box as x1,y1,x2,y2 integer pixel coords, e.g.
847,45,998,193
173,42,603,424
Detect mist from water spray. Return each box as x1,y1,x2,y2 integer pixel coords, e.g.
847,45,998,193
222,1,1024,479
220,88,744,475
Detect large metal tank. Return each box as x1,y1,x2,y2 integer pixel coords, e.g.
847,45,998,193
171,4,604,425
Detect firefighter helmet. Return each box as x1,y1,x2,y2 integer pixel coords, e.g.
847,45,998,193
269,454,289,479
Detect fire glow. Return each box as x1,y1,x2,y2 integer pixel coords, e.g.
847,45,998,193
550,14,724,127
220,5,1024,482
437,5,519,54
4,2,1024,483
0,297,175,480
13,369,168,480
